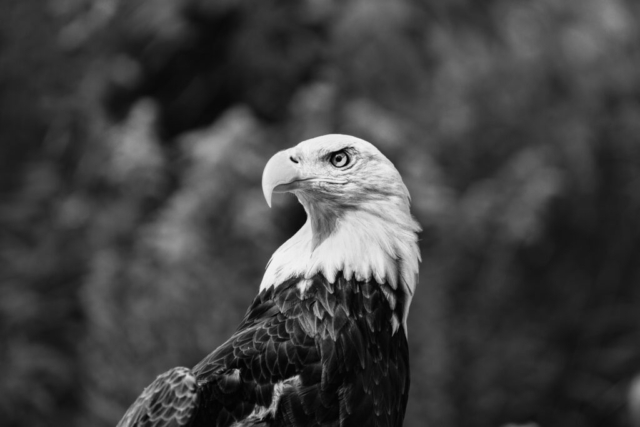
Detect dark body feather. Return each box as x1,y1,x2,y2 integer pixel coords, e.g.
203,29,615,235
118,274,410,427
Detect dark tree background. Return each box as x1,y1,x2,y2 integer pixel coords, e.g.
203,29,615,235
2,1,640,426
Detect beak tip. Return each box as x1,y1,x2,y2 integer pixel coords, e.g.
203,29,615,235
262,149,299,209
262,185,273,208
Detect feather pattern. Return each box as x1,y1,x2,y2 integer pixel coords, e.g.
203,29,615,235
117,275,409,427
117,367,197,427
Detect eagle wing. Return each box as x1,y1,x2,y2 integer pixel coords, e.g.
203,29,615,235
117,367,197,427
188,281,324,426
116,281,323,427
117,276,408,427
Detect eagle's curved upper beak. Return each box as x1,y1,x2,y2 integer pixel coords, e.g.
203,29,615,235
262,150,304,208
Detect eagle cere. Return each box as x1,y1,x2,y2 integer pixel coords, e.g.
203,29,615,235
116,134,422,427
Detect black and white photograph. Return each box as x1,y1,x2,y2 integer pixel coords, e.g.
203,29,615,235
2,1,640,426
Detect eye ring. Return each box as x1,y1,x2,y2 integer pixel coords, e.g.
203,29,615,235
330,150,350,168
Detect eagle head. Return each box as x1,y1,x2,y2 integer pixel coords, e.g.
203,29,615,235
261,134,421,332
264,133,410,208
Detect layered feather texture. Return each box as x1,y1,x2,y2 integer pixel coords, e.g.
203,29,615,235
117,367,197,427
118,276,409,427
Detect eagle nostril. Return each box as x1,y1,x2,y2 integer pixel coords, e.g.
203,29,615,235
289,155,299,164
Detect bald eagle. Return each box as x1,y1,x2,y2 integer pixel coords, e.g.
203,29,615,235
116,135,421,427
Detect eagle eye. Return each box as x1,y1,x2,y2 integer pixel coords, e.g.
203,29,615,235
329,150,350,168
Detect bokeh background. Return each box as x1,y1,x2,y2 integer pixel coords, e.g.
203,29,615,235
2,0,640,426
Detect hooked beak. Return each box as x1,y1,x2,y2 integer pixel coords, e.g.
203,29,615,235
262,150,304,208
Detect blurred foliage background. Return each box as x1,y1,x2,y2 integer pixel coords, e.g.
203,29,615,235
2,0,640,426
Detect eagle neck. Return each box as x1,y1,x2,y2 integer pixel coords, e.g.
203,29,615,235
260,200,421,333
296,193,341,250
